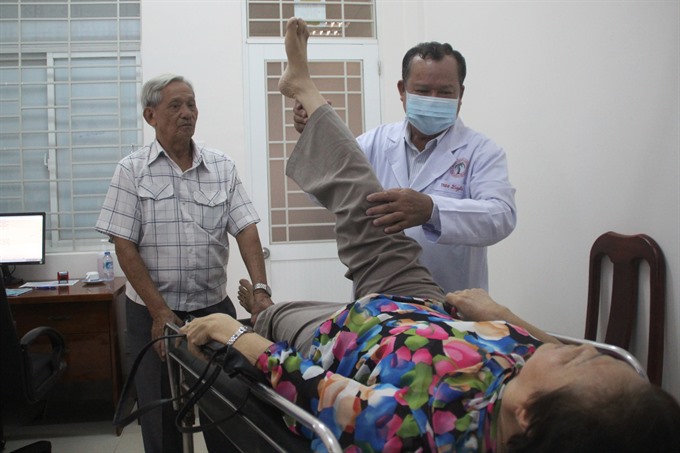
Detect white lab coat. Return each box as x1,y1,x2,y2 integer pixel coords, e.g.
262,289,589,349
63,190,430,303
356,118,516,293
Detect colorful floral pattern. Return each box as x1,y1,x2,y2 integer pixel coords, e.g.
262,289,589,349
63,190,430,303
255,294,542,452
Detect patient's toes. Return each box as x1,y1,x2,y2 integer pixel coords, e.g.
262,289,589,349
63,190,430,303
237,279,254,312
279,17,314,99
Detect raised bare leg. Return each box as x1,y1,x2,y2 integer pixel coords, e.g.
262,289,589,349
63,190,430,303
281,21,445,301
278,18,327,117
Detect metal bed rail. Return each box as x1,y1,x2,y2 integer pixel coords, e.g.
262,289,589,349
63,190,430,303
164,323,343,453
548,332,648,381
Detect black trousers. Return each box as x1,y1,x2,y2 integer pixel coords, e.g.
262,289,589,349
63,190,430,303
125,296,238,453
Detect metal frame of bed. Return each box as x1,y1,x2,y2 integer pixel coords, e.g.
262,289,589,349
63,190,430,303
164,324,648,453
164,323,342,453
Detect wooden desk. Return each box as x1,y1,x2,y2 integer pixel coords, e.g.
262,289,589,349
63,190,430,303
8,277,126,411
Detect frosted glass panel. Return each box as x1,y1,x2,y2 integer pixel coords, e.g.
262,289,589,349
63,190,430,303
248,0,375,38
0,1,142,250
266,60,364,243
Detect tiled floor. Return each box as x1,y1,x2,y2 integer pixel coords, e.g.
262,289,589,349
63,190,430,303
3,379,208,453
3,420,208,453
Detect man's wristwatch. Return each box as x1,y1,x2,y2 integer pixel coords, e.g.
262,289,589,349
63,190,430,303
253,282,271,297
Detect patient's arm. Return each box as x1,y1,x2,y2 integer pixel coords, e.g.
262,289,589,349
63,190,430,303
446,289,560,344
182,313,273,365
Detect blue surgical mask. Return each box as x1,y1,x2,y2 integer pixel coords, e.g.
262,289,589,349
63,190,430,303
405,92,459,136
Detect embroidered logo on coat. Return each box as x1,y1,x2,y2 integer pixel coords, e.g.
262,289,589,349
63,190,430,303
450,158,469,178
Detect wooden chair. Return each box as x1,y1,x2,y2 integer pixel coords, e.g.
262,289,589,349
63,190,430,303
585,232,665,386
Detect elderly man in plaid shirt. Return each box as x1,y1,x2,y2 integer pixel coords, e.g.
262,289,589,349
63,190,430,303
97,74,270,453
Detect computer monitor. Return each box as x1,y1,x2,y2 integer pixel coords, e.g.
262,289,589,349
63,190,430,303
0,212,46,285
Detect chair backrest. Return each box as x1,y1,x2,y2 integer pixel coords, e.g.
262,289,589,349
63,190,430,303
0,279,27,405
585,232,665,386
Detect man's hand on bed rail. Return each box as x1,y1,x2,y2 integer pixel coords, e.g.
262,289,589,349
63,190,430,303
151,307,183,360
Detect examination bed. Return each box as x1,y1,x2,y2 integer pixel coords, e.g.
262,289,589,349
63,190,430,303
163,323,342,453
162,324,648,453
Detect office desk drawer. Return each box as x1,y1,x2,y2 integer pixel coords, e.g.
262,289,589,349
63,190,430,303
64,332,113,381
8,278,126,421
12,301,113,382
12,301,109,335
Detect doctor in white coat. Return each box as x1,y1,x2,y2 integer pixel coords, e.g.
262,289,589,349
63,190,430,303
296,41,516,293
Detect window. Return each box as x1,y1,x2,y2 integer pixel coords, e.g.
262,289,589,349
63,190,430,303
0,0,142,252
266,60,365,242
247,0,377,247
248,0,376,38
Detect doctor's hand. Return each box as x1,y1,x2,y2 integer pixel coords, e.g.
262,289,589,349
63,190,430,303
366,189,434,234
293,101,308,134
293,99,332,134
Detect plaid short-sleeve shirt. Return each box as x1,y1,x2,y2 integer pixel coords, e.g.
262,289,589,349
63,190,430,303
96,140,260,311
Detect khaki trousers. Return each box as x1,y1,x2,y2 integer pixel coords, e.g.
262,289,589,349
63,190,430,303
254,105,445,353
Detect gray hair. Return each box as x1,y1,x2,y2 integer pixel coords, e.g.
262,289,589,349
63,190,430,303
141,74,194,108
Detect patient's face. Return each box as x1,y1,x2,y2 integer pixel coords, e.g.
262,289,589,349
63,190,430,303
516,343,644,395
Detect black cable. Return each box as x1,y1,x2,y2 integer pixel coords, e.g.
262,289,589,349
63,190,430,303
113,332,254,435
174,345,254,433
113,333,212,428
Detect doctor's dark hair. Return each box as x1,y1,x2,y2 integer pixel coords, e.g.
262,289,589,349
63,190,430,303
505,384,680,453
141,74,195,109
402,42,467,87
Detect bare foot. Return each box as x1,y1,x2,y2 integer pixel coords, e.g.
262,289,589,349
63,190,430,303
279,17,326,116
237,279,254,312
238,278,272,324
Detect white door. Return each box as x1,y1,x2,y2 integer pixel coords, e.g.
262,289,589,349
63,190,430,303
246,42,381,304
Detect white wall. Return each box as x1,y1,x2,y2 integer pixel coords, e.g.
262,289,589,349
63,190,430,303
373,0,679,398
23,1,679,399
18,2,250,304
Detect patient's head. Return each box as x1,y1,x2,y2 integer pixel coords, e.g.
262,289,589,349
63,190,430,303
504,343,680,452
505,383,680,453
512,343,645,395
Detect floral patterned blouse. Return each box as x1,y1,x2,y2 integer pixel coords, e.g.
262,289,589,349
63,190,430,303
255,294,542,453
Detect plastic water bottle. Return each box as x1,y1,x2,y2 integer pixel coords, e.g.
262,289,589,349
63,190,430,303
102,251,114,281
96,238,110,280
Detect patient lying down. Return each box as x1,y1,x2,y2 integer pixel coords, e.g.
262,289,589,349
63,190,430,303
182,17,680,453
